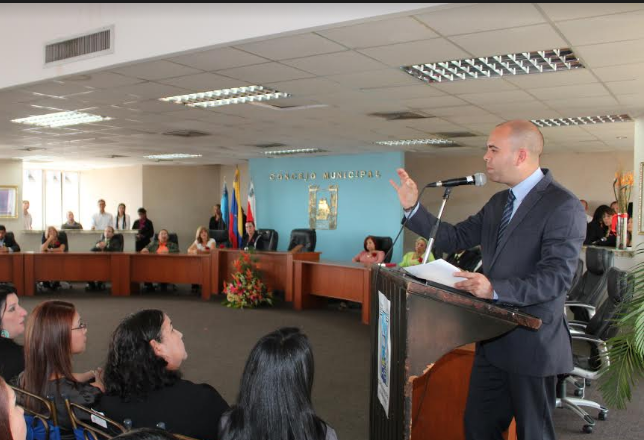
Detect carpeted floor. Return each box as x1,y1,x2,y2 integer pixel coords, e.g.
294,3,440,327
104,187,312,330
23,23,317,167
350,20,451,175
15,286,643,440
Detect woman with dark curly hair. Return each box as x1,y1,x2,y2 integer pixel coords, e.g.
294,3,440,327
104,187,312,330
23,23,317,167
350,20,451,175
584,205,615,246
219,327,338,440
96,310,228,440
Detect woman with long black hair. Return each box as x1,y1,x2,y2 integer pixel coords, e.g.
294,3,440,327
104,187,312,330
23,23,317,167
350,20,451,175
219,327,338,440
584,205,615,246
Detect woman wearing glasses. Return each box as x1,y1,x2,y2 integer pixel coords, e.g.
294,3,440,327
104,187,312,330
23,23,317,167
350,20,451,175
18,301,103,440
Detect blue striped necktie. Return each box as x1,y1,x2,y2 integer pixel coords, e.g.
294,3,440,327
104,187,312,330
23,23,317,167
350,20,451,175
497,189,516,247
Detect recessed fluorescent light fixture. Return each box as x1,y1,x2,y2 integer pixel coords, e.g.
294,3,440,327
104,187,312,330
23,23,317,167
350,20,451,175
159,86,291,109
264,148,323,156
402,48,584,84
143,153,203,160
375,138,456,147
531,114,632,128
11,111,112,128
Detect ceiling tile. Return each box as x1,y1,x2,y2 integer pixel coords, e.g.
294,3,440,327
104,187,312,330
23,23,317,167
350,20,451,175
282,51,386,76
602,80,644,96
538,3,644,21
575,39,644,68
415,3,546,36
556,10,644,46
326,69,420,89
170,47,268,71
404,96,469,110
593,62,644,82
111,61,203,81
358,38,469,67
449,24,567,57
59,72,145,89
318,16,438,49
543,95,621,111
22,81,93,97
264,77,347,97
460,90,535,106
505,69,598,89
527,83,609,101
156,72,250,91
358,85,446,102
217,62,315,84
431,78,518,94
110,82,193,101
234,33,345,60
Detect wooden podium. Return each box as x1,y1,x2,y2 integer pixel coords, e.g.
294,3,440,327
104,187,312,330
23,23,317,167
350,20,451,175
369,268,541,440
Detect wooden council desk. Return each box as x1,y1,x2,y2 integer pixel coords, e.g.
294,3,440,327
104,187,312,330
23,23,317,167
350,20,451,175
0,253,24,295
293,260,372,324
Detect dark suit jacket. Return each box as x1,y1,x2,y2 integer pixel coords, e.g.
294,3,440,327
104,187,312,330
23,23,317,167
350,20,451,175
405,169,586,377
241,232,262,250
133,218,154,251
209,216,226,231
0,233,20,252
91,236,123,252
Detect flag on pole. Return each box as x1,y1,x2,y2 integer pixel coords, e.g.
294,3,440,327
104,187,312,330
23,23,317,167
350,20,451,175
247,179,256,226
229,168,243,248
221,180,229,230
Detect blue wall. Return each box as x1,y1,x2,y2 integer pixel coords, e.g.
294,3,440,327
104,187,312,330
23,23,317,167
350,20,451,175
249,152,405,262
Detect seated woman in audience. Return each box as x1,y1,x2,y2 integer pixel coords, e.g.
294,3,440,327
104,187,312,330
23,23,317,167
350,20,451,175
98,310,228,440
0,286,28,382
41,226,66,253
19,301,103,440
584,205,615,246
141,230,179,254
115,203,130,231
0,375,27,440
219,327,337,440
399,237,434,267
187,226,216,254
352,236,385,265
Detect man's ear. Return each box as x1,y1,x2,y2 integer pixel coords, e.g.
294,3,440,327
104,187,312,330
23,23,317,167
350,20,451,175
150,339,165,358
516,148,527,165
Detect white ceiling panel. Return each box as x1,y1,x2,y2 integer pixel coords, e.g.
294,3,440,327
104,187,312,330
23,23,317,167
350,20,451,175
282,51,386,76
235,33,345,60
318,16,438,49
111,60,203,81
108,82,193,101
427,105,496,117
358,38,470,67
449,24,567,57
539,3,644,22
431,78,518,94
555,10,644,46
527,83,609,101
505,69,598,89
603,80,644,96
157,72,250,91
459,90,535,106
217,62,315,83
22,81,93,97
592,62,644,82
264,77,348,97
170,47,268,71
415,3,546,36
327,69,420,89
575,39,644,68
59,72,145,90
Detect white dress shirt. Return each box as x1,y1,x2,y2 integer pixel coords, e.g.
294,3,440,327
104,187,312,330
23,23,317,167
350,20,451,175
115,214,131,230
91,211,114,230
23,212,32,230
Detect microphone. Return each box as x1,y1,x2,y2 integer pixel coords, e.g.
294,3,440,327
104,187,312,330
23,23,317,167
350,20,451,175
426,173,487,188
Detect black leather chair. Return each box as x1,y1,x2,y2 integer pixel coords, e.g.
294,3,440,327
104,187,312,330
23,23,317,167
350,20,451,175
41,230,69,252
209,229,229,248
566,248,613,321
287,229,316,252
371,236,393,263
154,232,179,247
257,229,279,251
556,267,633,433
567,259,585,299
445,246,483,273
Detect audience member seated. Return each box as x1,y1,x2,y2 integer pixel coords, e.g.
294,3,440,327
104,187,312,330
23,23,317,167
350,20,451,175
209,204,226,231
352,236,385,265
0,375,27,440
445,247,483,273
219,327,338,440
115,203,131,231
19,301,103,440
133,208,155,252
40,227,66,291
112,428,179,440
240,221,262,250
61,211,83,230
399,237,434,267
141,230,179,254
188,226,216,254
98,310,228,440
0,286,28,382
0,225,20,253
584,205,615,246
91,199,114,231
87,226,122,291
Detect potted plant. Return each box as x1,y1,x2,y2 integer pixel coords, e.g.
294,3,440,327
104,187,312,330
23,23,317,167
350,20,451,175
222,251,273,309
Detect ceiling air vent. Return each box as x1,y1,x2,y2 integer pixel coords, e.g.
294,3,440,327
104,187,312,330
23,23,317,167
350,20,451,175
434,131,478,138
103,155,129,159
162,130,210,138
45,26,114,65
369,111,433,121
253,143,288,149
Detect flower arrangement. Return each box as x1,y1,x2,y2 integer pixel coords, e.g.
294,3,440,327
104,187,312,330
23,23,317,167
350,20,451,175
613,170,634,213
222,251,273,309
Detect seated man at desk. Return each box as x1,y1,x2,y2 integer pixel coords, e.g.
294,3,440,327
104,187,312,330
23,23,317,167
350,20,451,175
0,225,20,253
87,226,121,291
141,229,179,254
61,211,83,230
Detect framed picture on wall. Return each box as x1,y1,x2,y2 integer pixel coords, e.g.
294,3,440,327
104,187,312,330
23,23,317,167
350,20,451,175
0,186,18,219
639,163,644,235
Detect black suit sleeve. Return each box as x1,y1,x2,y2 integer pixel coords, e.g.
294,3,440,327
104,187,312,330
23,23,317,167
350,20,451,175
8,236,20,252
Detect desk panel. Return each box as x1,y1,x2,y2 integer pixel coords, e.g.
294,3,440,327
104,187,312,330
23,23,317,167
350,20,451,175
130,254,211,300
0,253,24,295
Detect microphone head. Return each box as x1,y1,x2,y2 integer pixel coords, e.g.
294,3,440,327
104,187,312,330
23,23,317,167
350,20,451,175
474,173,487,187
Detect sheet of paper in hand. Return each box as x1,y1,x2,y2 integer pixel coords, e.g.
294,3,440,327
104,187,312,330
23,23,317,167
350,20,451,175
403,259,467,288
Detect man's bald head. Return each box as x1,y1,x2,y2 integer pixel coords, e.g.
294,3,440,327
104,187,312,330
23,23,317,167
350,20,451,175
495,120,544,157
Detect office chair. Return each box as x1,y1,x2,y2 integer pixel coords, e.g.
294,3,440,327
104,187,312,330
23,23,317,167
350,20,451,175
153,232,179,247
556,267,633,433
11,385,59,440
209,229,229,248
257,229,279,251
566,247,613,321
371,236,393,263
287,229,316,252
65,399,126,440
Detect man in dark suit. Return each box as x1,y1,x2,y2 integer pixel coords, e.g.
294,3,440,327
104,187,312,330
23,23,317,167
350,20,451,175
391,120,586,440
0,225,20,253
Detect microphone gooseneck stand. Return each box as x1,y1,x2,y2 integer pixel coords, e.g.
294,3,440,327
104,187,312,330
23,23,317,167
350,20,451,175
422,187,452,264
